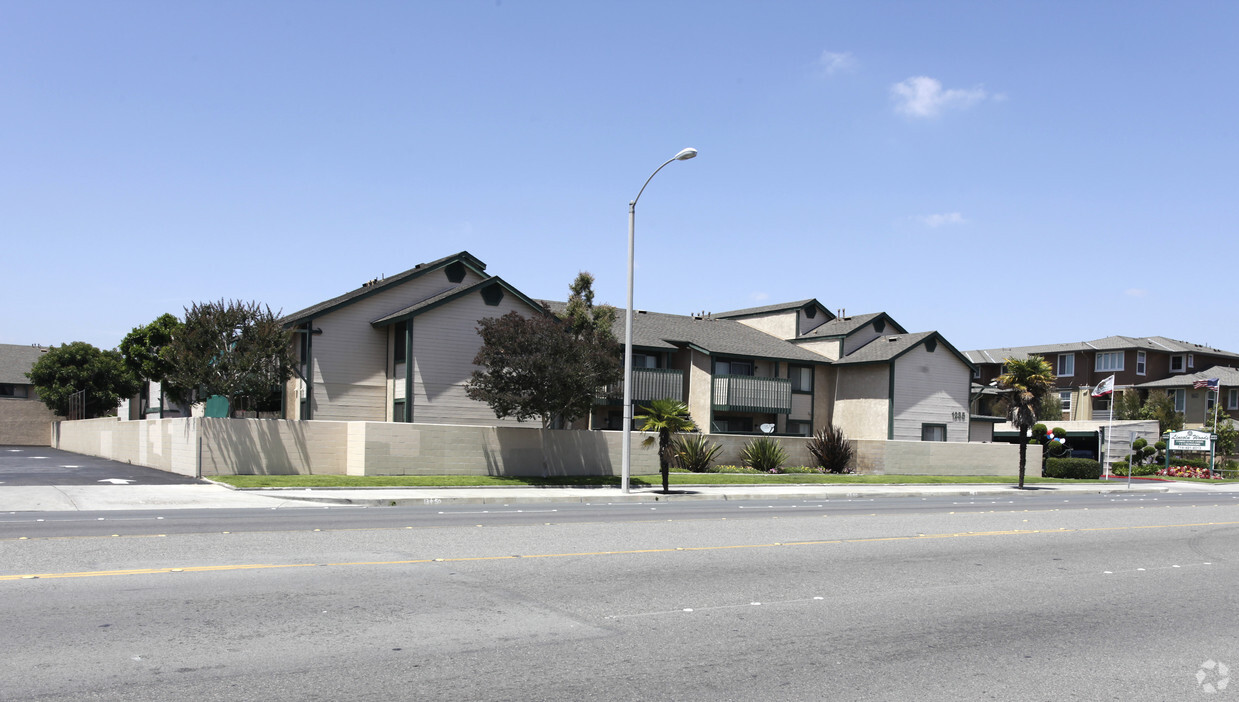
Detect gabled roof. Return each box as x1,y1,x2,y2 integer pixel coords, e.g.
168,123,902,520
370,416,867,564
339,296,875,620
540,302,832,363
282,251,487,325
965,336,1239,364
794,312,908,340
0,343,50,384
371,277,545,327
833,331,974,370
1135,366,1239,389
713,299,834,322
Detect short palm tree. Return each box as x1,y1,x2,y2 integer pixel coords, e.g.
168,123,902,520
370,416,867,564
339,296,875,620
635,398,697,493
997,356,1056,488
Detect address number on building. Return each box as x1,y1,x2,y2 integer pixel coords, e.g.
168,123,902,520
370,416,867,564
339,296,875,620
951,412,967,422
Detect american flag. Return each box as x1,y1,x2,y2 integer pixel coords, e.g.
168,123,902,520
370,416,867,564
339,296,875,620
1193,377,1219,391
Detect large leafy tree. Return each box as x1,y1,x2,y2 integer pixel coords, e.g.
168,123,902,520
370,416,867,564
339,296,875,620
466,274,621,429
26,342,141,418
997,356,1056,488
164,300,297,414
636,399,697,493
120,313,187,405
1140,390,1184,435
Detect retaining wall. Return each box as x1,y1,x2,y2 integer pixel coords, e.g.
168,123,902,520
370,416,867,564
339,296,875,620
52,418,1031,477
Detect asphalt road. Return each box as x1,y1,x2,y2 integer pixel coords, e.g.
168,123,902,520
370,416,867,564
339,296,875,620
0,445,204,486
3,494,1237,700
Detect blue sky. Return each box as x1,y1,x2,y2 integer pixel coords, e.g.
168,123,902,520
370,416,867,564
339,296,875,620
4,1,1237,358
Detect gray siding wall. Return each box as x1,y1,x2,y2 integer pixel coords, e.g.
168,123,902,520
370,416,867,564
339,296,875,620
891,344,970,442
409,289,537,426
308,267,487,421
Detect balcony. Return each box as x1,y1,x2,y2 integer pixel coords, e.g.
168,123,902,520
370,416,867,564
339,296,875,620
712,374,792,414
596,368,684,405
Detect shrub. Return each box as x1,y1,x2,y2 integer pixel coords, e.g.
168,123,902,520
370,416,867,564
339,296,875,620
779,465,822,474
740,437,788,473
806,425,854,474
1044,457,1102,480
670,435,723,473
1158,465,1227,480
1111,463,1159,477
705,464,761,474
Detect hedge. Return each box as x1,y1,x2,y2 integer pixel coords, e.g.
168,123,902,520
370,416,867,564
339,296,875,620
1044,457,1102,480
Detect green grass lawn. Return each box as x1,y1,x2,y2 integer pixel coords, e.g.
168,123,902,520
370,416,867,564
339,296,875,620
210,473,1115,489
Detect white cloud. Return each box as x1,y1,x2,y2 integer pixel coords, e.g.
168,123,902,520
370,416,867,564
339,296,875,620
818,51,856,76
751,292,770,302
917,212,966,228
1124,288,1148,298
891,76,988,118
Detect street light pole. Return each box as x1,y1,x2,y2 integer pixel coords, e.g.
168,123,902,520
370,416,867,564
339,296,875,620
621,147,697,493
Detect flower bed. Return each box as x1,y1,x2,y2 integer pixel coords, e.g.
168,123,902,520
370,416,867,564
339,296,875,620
1157,465,1226,480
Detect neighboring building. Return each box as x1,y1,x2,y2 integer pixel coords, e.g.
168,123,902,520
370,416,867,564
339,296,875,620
279,251,977,442
1135,366,1239,428
966,337,1239,422
0,343,59,445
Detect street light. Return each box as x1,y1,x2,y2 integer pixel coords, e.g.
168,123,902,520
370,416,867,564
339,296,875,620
621,147,698,493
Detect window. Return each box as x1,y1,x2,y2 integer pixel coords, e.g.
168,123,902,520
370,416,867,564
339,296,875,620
1207,391,1216,412
1059,391,1072,413
1057,354,1074,377
1095,351,1124,372
1229,389,1238,411
393,321,407,364
393,400,406,423
632,353,659,369
921,424,947,442
1188,354,1195,369
1136,351,1146,376
786,420,811,436
1171,389,1186,413
790,366,813,393
714,417,753,433
0,383,28,398
1170,355,1184,372
715,359,753,376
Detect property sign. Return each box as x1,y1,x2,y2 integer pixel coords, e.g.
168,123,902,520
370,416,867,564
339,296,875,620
1167,429,1215,452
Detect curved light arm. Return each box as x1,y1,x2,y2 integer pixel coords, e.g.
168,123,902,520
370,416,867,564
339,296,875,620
631,148,698,209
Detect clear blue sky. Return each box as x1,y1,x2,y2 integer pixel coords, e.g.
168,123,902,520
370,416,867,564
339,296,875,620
4,1,1237,358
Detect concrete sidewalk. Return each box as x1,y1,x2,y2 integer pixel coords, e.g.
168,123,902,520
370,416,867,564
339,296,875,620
4,479,1223,512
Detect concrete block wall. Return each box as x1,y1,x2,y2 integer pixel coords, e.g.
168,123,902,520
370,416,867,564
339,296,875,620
0,399,59,446
52,418,1030,478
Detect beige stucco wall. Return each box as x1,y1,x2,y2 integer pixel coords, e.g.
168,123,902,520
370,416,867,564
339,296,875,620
52,417,1034,478
833,364,890,440
853,439,1037,477
685,349,713,432
0,397,59,446
732,313,796,340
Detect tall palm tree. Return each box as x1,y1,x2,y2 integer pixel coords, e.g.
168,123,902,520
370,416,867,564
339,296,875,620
635,398,697,493
997,356,1057,488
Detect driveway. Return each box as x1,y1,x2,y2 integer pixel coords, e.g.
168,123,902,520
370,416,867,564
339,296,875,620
0,445,205,486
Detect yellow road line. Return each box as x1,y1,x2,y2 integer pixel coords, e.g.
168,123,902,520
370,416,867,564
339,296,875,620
5,519,1238,582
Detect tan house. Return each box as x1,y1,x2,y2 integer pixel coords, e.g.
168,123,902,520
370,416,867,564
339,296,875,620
280,251,977,442
0,343,59,445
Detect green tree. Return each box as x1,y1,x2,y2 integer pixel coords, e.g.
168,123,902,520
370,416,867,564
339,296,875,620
1140,390,1184,435
120,313,188,407
164,300,296,414
467,274,621,429
1036,392,1063,421
1113,389,1144,420
1205,409,1237,460
635,398,697,493
997,356,1056,488
26,342,140,418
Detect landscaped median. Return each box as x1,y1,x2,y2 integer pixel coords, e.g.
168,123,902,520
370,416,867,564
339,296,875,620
207,473,1157,489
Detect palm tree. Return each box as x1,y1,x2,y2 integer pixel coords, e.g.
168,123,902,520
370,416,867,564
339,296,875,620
635,398,697,493
997,356,1057,488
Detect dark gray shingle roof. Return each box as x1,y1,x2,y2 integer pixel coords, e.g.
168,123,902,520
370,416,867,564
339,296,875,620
713,299,823,319
283,251,487,325
0,344,50,384
965,336,1239,364
1136,366,1239,389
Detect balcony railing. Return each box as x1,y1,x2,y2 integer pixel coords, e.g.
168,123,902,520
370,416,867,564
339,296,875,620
596,368,684,405
712,374,792,414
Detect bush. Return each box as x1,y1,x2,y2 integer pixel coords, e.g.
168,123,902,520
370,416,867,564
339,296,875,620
740,437,788,473
671,435,723,473
1044,458,1102,480
705,464,761,474
1165,456,1210,470
1111,464,1160,477
779,465,822,474
806,425,854,474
